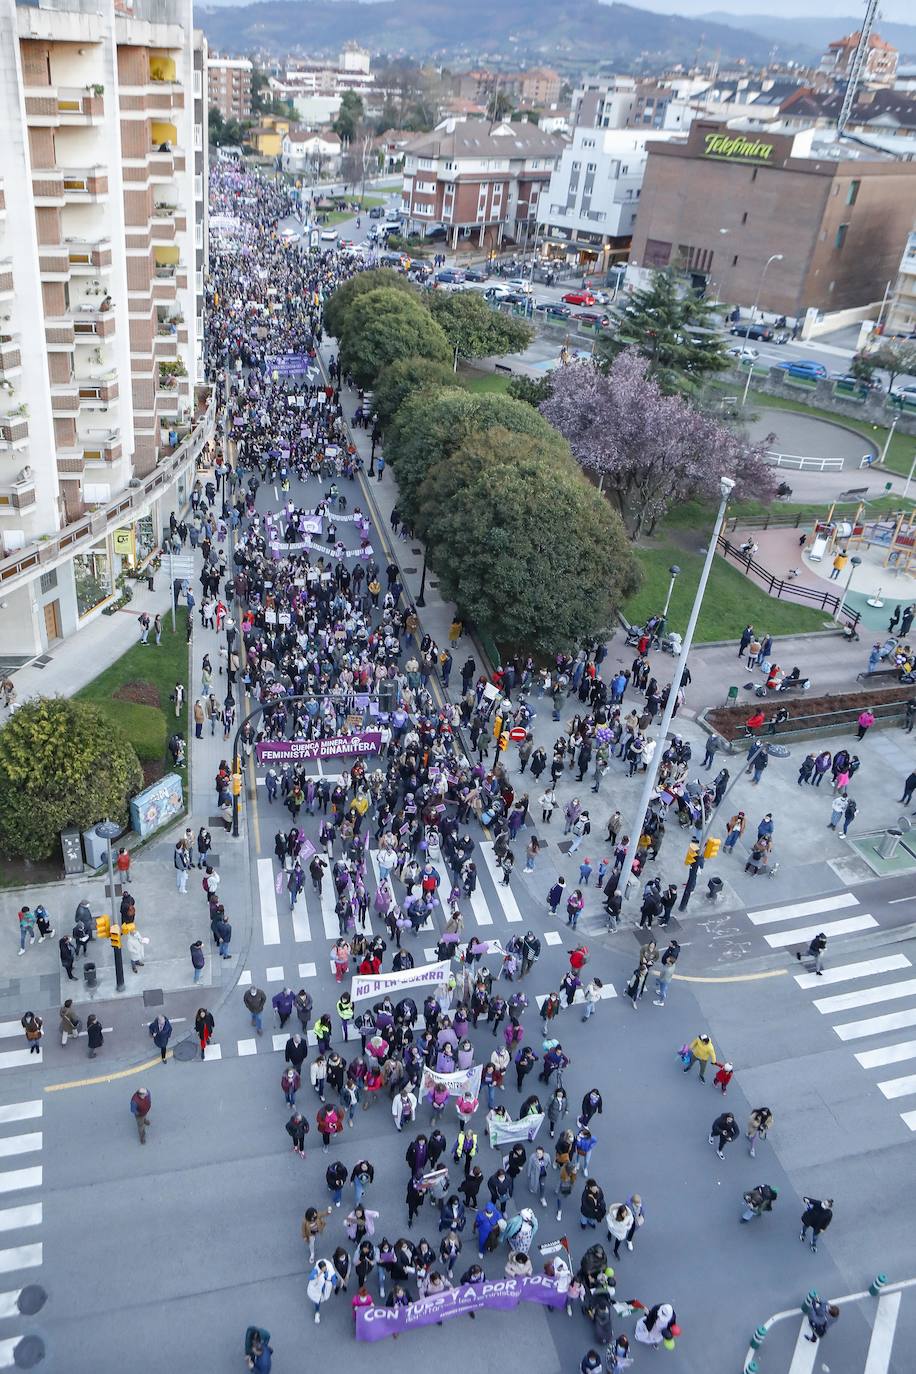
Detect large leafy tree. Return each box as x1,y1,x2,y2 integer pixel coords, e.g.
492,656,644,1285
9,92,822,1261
338,289,451,388
507,374,553,408
333,89,365,143
386,386,565,518
429,291,534,359
865,340,916,392
373,357,464,431
540,351,775,539
414,427,640,653
0,698,143,860
323,269,417,341
598,269,730,394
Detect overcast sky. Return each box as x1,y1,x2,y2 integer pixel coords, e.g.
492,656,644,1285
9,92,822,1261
629,1,912,20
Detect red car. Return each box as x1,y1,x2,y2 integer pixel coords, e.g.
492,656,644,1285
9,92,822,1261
562,290,596,306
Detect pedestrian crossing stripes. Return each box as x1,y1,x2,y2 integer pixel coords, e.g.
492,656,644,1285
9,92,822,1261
479,844,523,922
0,1102,43,1366
795,954,910,989
783,1290,902,1373
748,892,860,926
764,914,878,949
257,857,281,946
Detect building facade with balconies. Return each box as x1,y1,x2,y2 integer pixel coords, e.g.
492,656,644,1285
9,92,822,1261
0,0,210,657
885,228,916,338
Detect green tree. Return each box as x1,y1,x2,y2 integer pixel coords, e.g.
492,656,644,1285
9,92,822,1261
0,698,143,860
598,269,730,395
865,340,916,392
386,386,565,518
429,292,533,360
507,374,553,407
339,289,451,389
333,90,365,143
414,428,639,654
486,91,514,122
208,107,247,148
323,269,417,341
373,357,465,430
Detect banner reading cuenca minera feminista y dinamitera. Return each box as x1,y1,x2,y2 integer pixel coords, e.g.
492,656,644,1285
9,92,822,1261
254,733,382,765
355,1275,565,1341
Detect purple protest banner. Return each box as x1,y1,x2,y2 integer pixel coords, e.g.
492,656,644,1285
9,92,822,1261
255,733,382,764
355,1275,564,1341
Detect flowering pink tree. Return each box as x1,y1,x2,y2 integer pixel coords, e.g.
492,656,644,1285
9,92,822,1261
539,351,775,539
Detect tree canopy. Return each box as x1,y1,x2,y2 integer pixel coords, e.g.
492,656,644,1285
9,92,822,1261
540,351,775,539
0,698,143,860
598,269,730,395
338,289,451,389
372,357,464,431
386,386,565,517
507,374,553,408
323,269,417,341
864,340,916,391
414,427,639,654
429,290,534,359
333,89,365,143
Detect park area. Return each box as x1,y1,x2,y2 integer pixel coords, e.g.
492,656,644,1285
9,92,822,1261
75,607,189,782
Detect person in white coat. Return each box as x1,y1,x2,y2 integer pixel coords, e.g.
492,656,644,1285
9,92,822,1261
306,1260,339,1323
606,1202,634,1259
124,926,149,974
392,1088,417,1132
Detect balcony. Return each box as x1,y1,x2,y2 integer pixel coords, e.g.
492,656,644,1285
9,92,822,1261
152,263,178,300
150,214,176,242
24,87,105,125
50,383,80,416
0,260,12,300
62,168,108,202
0,338,22,379
81,429,122,463
72,305,116,339
0,477,36,512
65,239,113,273
38,247,70,280
149,147,184,179
56,450,86,475
0,413,29,448
31,169,65,206
77,370,119,406
45,318,76,350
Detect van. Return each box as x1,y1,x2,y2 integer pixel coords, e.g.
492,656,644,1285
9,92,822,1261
505,278,533,295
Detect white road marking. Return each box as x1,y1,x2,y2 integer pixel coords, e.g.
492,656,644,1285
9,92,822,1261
480,844,523,922
238,970,252,987
298,962,317,979
0,1104,41,1126
856,1040,916,1069
0,1336,21,1367
203,1044,222,1061
0,1291,22,1320
257,858,281,946
0,1245,41,1275
764,915,877,948
834,1007,916,1041
317,878,338,940
272,1034,286,1052
543,931,563,946
877,1071,916,1098
0,1205,41,1233
900,1108,916,1130
813,978,916,1015
291,894,312,943
0,1135,41,1161
0,1169,40,1197
747,892,858,926
0,1051,41,1071
864,1291,901,1374
237,1039,257,1057
795,954,910,989
786,1317,817,1374
265,966,285,982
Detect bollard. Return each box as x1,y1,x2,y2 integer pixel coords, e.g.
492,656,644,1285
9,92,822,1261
750,1326,767,1350
802,1289,818,1314
745,1361,759,1374
869,1274,887,1297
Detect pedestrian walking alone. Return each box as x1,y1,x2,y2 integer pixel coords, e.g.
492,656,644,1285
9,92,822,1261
148,1014,172,1062
86,1014,103,1059
21,1012,42,1055
195,1008,214,1059
708,1111,739,1159
800,1196,833,1253
805,1297,839,1345
130,1088,152,1143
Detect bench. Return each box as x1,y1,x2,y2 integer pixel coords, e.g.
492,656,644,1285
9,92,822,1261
494,363,513,375
856,665,901,683
838,487,870,501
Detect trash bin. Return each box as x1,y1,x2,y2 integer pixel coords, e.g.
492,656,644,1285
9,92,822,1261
877,828,904,860
83,961,97,989
706,876,724,900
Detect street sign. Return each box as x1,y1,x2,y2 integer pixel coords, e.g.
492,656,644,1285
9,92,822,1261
509,726,527,741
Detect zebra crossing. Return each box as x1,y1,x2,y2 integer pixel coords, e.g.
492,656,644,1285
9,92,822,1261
0,1100,43,1368
744,891,916,1133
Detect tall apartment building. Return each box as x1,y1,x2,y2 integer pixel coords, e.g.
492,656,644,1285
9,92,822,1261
207,54,252,122
0,0,211,658
884,228,916,338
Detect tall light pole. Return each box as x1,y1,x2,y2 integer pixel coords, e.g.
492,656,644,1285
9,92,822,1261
617,476,735,905
741,253,783,407
879,414,898,465
835,553,862,623
663,564,681,620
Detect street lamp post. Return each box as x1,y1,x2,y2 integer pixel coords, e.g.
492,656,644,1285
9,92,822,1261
741,254,784,407
95,820,126,992
879,414,899,465
617,477,736,905
903,449,916,501
663,564,681,620
416,552,428,608
835,553,862,624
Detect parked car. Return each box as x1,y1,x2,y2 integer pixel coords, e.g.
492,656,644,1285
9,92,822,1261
484,285,512,301
505,278,533,295
436,269,466,284
536,301,571,319
319,228,338,241
368,206,385,219
776,360,827,380
832,372,884,394
731,322,773,342
562,290,596,306
727,345,759,362
892,383,916,405
574,311,610,328
464,267,488,282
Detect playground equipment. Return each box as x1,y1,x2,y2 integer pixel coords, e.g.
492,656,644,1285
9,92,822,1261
806,501,863,561
848,506,916,575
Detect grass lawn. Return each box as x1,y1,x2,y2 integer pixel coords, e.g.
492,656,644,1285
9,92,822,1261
744,389,915,479
462,372,512,395
323,195,385,226
76,607,189,770
663,491,905,534
624,542,829,643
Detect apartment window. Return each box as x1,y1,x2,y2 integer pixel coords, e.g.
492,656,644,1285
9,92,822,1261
847,179,860,205
835,222,849,250
586,162,596,172
40,570,58,594
193,70,202,97
571,161,580,171
194,174,203,199
196,270,204,294
196,222,203,248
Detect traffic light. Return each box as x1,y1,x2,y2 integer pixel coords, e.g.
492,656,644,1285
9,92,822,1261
685,841,700,867
703,838,722,860
493,714,503,739
497,732,509,752
121,921,136,935
95,914,110,939
109,923,121,949
231,771,242,797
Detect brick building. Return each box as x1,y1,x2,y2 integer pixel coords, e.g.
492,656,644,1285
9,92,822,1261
207,55,252,123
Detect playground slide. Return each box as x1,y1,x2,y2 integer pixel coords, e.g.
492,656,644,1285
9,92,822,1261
809,534,828,562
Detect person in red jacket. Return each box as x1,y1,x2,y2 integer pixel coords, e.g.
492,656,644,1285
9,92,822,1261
569,945,589,975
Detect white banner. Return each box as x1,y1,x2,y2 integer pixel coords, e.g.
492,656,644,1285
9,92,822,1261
487,1112,545,1148
421,1063,482,1101
351,959,451,1005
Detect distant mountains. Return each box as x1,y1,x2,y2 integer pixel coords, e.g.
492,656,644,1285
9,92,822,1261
700,12,916,60
197,0,784,65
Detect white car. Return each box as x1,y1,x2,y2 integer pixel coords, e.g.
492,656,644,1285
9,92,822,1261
728,345,759,363
505,278,533,295
891,383,916,404
319,228,338,241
